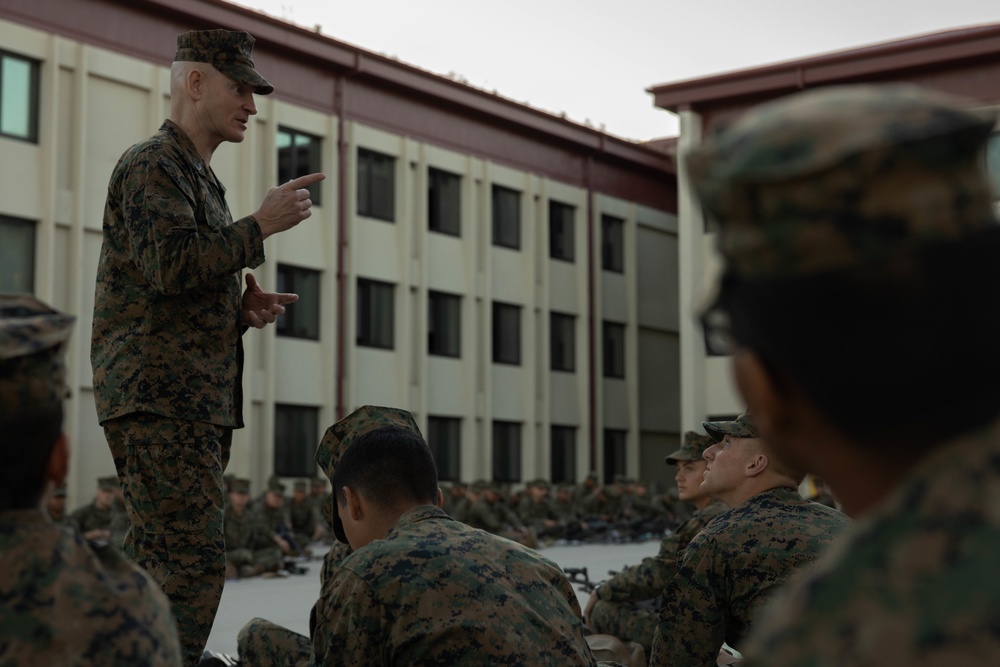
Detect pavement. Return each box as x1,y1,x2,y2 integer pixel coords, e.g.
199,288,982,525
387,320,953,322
205,537,661,656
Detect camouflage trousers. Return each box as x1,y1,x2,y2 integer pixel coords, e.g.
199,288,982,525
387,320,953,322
589,598,658,655
238,617,311,667
105,413,231,667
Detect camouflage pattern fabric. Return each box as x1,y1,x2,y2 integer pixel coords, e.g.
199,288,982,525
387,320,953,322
687,84,997,281
590,500,727,652
91,119,265,428
649,487,850,666
0,509,181,666
237,617,311,667
517,494,561,531
311,505,597,665
174,29,273,95
743,422,1000,667
69,502,113,539
104,413,231,667
288,496,317,548
224,505,282,575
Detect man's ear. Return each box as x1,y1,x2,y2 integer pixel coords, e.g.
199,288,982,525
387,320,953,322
342,485,364,521
745,451,769,478
46,432,69,488
187,67,206,100
436,487,445,509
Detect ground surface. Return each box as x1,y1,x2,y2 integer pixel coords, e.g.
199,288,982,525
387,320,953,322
206,537,661,656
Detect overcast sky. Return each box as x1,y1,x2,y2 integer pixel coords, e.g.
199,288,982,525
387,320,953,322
229,0,1000,141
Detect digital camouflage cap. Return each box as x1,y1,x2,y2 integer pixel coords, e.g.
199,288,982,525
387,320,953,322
702,410,758,442
687,84,997,283
174,29,274,95
0,294,75,422
315,405,422,544
665,431,715,464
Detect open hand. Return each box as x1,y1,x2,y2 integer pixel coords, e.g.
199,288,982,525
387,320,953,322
242,272,298,329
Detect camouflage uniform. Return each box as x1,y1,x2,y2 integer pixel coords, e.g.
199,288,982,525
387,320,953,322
288,480,318,549
590,431,726,652
590,500,726,652
90,30,273,666
224,479,283,577
0,294,181,666
649,487,849,666
240,406,598,666
683,84,1000,667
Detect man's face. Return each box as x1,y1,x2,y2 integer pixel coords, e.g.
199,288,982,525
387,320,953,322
201,67,257,144
528,486,547,502
293,490,306,503
265,490,284,508
230,490,249,512
701,435,758,500
675,459,709,502
94,488,115,510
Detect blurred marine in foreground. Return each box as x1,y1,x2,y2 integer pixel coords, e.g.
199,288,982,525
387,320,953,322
687,83,1000,665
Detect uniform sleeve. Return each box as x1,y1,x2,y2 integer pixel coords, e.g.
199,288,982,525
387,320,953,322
649,533,726,667
601,530,684,602
119,151,262,295
312,566,389,665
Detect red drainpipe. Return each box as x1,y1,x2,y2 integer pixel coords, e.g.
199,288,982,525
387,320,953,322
585,154,597,476
335,73,348,421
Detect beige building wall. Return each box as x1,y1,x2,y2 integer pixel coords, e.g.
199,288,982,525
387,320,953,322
1,15,676,509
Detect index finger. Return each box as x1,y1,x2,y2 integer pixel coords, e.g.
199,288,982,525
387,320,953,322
285,173,326,189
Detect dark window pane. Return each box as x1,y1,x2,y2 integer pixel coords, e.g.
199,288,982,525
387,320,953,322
428,291,461,357
492,302,521,365
988,132,1000,207
492,184,520,249
274,404,319,477
550,425,576,483
549,200,575,261
550,312,575,372
429,168,461,236
428,416,461,481
277,126,322,204
492,420,522,483
0,215,35,292
603,429,626,484
603,321,625,378
358,148,395,221
276,264,321,340
357,278,394,349
602,214,624,272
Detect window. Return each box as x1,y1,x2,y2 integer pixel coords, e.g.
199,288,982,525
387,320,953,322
602,214,625,272
549,200,575,261
427,416,461,481
276,264,320,340
428,291,461,357
277,127,322,205
550,425,576,484
603,429,627,484
492,420,522,483
274,404,319,477
550,312,575,372
357,278,394,349
0,51,39,142
603,321,626,378
492,184,521,249
429,168,461,236
0,215,35,292
357,148,395,221
492,302,521,365
988,132,1000,215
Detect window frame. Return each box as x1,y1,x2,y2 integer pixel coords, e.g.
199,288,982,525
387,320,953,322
428,167,462,236
550,311,576,372
277,126,322,205
428,290,462,358
491,184,521,249
492,301,522,365
275,264,321,340
273,403,320,477
601,214,625,273
357,278,395,349
357,147,396,222
550,425,577,484
427,416,462,482
0,214,35,292
603,320,626,378
603,429,627,484
548,200,575,262
492,420,522,483
0,50,40,143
